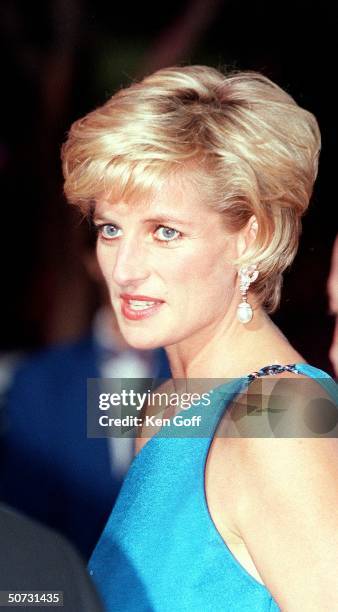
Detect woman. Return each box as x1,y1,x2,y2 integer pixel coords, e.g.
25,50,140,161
62,65,338,611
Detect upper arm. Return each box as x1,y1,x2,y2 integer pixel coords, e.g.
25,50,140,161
230,378,338,610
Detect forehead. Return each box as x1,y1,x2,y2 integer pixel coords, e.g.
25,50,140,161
94,172,221,225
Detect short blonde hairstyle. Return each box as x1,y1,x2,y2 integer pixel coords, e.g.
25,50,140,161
62,65,321,312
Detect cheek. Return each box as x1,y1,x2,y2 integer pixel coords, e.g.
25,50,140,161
165,248,232,302
166,254,197,281
96,246,114,284
169,246,229,284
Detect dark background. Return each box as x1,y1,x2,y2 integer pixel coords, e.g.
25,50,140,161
1,0,336,372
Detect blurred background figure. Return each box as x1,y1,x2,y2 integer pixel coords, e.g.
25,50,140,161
0,503,104,612
0,228,170,560
328,235,338,377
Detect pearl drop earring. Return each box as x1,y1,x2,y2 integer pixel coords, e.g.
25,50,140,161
237,264,259,324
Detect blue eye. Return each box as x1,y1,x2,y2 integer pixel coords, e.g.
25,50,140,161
155,226,180,242
99,225,122,239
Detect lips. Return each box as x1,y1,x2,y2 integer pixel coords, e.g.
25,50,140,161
120,294,164,303
119,293,165,321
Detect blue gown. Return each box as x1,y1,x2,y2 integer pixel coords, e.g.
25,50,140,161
89,363,337,611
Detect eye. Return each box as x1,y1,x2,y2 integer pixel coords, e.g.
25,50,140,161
154,226,181,242
96,224,122,240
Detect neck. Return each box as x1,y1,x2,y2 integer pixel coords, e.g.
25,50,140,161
165,307,300,379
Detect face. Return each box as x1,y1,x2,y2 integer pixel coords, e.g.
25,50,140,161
93,176,238,351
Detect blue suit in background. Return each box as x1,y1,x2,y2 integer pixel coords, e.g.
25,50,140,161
0,334,170,559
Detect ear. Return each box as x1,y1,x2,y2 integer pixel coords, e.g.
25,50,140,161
235,215,258,259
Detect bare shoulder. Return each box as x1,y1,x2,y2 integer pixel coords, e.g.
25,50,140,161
235,368,338,480
218,368,337,439
208,369,337,523
210,371,338,607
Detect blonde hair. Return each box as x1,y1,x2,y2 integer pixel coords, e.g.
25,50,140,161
62,64,321,312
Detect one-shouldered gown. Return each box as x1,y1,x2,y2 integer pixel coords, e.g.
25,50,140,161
89,363,338,611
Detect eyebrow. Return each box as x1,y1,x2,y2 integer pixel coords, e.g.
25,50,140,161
144,216,190,226
92,213,190,227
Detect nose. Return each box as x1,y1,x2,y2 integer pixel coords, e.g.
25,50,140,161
112,235,150,287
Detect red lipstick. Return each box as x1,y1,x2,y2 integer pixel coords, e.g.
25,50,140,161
120,293,165,321
120,294,164,302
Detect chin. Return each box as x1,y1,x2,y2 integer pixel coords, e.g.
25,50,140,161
120,329,165,351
